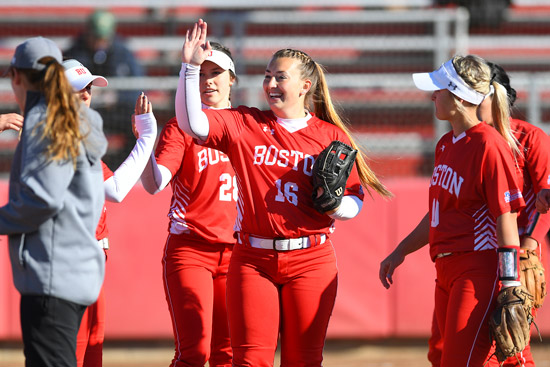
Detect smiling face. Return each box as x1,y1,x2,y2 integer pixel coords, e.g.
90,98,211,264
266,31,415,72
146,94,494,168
199,60,234,109
263,56,311,119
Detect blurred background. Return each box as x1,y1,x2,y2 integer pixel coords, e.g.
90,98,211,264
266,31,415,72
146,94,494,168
2,0,550,178
1,0,550,362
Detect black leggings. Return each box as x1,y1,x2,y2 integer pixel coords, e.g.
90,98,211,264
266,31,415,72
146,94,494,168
20,295,86,367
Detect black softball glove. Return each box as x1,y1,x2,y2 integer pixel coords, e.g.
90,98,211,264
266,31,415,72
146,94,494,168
311,140,357,213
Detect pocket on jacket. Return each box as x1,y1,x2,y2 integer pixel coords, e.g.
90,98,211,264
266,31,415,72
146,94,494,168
18,233,26,268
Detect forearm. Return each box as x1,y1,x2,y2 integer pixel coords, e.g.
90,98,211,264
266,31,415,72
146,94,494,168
140,152,173,195
496,211,520,248
175,63,209,140
104,112,157,202
394,213,430,257
328,195,362,220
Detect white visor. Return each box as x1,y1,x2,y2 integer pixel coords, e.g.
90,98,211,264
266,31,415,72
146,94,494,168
412,59,485,105
205,50,235,74
62,59,108,92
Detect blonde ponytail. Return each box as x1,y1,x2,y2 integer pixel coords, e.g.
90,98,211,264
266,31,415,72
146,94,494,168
272,49,392,198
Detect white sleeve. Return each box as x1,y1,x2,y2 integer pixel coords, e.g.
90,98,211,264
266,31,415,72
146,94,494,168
104,112,158,203
175,63,209,140
328,195,363,221
140,152,173,195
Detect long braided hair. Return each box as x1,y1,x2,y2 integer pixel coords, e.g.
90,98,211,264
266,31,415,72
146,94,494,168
271,49,392,198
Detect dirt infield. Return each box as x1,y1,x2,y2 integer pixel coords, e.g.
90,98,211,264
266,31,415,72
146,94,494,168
2,339,550,366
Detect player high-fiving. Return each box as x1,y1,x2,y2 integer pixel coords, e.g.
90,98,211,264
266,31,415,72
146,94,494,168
141,38,238,366
175,19,391,366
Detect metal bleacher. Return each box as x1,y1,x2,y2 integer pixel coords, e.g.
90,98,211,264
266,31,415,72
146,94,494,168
1,1,550,176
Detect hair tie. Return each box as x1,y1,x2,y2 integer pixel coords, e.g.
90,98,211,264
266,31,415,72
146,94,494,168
490,73,496,84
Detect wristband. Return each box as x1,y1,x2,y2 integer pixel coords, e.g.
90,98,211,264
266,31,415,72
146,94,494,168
497,246,519,281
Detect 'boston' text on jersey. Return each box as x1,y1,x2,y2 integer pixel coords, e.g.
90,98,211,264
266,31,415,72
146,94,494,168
197,148,230,172
430,164,464,198
253,145,314,176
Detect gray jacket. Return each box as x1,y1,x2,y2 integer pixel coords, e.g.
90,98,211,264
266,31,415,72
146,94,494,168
1,92,107,306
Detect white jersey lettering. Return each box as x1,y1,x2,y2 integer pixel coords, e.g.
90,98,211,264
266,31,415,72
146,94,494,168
253,145,313,176
430,164,464,198
197,148,230,172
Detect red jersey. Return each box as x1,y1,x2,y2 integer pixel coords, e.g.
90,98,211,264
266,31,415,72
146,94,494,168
202,106,364,239
155,117,237,244
428,122,524,260
511,118,550,243
95,161,114,240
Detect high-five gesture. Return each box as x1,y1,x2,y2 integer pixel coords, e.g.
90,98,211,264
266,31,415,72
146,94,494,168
182,19,212,66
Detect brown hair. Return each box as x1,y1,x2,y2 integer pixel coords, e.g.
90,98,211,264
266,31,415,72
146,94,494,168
271,49,392,198
17,56,83,166
452,55,520,155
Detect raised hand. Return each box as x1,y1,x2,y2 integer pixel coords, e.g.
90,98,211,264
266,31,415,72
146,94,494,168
0,113,24,132
182,18,212,66
132,92,153,138
135,92,152,115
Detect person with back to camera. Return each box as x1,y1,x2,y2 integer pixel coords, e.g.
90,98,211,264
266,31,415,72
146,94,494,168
63,58,157,367
1,36,107,367
379,54,529,367
176,19,392,366
139,41,237,367
477,61,550,367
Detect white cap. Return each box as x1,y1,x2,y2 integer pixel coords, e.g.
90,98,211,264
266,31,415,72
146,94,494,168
205,50,235,74
62,59,108,92
412,59,486,105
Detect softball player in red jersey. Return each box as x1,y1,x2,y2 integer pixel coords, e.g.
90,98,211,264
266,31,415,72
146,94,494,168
428,62,550,367
477,62,550,367
140,42,237,367
379,55,525,367
63,59,157,367
176,20,391,367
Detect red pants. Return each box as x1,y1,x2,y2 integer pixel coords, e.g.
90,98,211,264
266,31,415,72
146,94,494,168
430,250,500,367
428,250,536,367
75,286,105,367
226,241,338,367
163,234,233,367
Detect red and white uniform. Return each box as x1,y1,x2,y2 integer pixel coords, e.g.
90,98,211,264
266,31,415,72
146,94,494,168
427,122,524,367
76,161,113,367
203,106,364,238
500,119,550,367
512,118,550,242
201,106,364,366
156,117,236,367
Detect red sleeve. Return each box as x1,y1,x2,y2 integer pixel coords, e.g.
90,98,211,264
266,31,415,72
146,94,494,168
482,142,525,218
101,160,113,181
525,128,550,193
154,117,190,176
203,106,258,154
524,129,550,243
